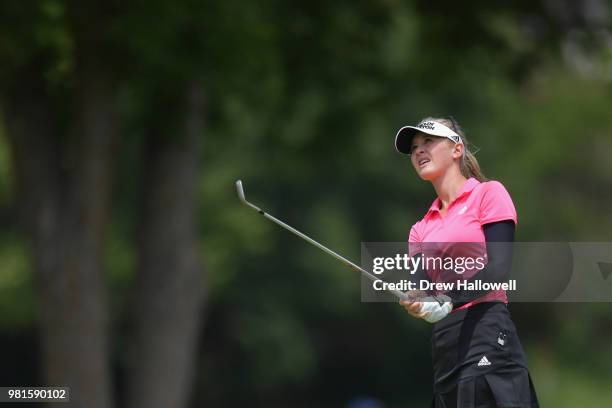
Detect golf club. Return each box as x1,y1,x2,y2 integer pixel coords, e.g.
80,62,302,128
235,179,410,301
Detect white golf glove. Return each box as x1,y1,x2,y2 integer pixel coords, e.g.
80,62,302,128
401,293,453,323
419,295,453,323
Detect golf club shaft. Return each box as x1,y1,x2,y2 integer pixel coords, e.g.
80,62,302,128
236,180,408,301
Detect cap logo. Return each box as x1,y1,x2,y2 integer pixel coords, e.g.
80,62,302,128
417,121,436,130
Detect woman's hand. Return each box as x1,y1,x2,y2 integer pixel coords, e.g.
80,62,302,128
400,299,428,319
400,290,428,319
400,292,453,323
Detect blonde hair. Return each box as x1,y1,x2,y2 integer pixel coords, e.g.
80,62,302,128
420,116,487,182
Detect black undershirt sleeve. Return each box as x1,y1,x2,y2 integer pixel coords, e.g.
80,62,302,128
447,220,515,308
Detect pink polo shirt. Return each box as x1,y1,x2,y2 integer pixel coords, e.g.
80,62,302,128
408,178,517,309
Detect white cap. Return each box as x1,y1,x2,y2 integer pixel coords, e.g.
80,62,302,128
395,119,462,154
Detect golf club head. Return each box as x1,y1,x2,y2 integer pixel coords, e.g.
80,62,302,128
235,180,247,204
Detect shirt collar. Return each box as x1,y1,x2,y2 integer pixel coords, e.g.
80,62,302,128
426,177,480,215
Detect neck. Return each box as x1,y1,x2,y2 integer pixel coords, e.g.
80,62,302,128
431,169,468,210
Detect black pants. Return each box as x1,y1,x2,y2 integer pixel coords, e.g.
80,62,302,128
430,302,539,408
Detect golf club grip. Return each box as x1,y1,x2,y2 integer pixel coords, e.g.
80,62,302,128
348,264,408,301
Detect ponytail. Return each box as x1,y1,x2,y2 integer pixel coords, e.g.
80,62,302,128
461,148,487,182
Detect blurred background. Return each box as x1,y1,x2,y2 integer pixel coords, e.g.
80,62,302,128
0,0,611,407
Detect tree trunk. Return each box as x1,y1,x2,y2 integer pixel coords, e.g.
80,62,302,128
125,83,207,408
5,70,116,408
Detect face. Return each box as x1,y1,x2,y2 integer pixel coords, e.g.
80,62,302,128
409,133,463,180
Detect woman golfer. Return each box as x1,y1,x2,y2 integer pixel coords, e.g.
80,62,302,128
395,117,539,407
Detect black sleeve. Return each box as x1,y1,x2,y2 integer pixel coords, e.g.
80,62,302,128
446,220,515,307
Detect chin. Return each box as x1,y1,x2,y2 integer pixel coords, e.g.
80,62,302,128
416,167,439,181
